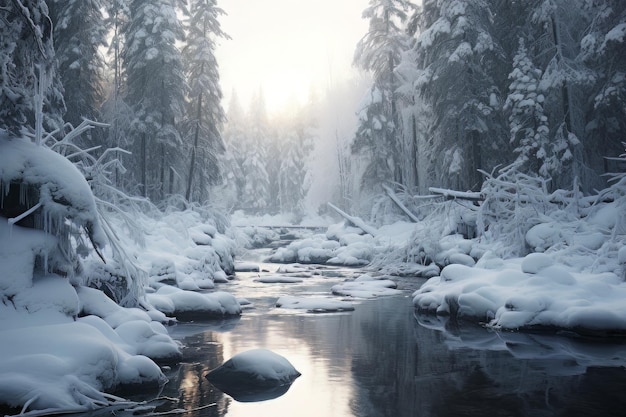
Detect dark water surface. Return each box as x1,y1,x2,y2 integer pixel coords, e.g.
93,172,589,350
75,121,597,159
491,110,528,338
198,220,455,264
143,247,626,417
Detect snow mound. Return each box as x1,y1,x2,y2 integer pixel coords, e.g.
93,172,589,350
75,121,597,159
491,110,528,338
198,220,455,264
331,277,402,298
254,275,304,284
235,261,260,272
146,285,241,320
206,348,301,391
0,138,106,249
413,254,626,335
276,296,355,313
0,321,166,412
76,287,181,363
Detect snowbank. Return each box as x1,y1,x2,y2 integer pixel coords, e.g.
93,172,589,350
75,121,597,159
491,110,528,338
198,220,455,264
0,321,165,412
146,285,241,320
267,220,416,268
413,253,626,335
0,146,242,413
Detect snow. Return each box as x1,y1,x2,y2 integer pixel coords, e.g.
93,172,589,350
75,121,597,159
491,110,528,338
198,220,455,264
235,261,261,272
3,129,626,413
0,138,106,248
0,137,245,413
276,296,355,313
146,285,241,319
268,220,416,268
254,275,304,283
413,255,626,334
0,321,165,411
206,348,301,388
331,275,402,299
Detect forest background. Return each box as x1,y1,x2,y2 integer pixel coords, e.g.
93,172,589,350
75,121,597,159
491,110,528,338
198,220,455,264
1,0,625,220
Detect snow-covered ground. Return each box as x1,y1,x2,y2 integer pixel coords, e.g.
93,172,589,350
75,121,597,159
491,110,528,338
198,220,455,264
0,138,243,414
2,135,626,414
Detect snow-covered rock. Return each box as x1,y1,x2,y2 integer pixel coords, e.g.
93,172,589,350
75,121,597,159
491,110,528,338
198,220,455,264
206,348,301,393
331,277,402,298
235,261,261,272
146,285,241,320
254,275,304,283
276,296,355,313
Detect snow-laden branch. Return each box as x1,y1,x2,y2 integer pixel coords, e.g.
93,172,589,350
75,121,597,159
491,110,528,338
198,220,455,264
428,187,484,202
7,202,42,226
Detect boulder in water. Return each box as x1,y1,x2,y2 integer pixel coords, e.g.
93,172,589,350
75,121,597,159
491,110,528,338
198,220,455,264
206,349,301,402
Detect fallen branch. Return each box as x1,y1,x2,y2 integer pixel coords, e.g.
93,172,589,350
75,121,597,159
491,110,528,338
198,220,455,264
428,187,484,202
327,202,378,237
382,184,420,223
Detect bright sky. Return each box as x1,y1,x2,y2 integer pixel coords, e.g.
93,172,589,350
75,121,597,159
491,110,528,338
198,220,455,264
215,0,369,114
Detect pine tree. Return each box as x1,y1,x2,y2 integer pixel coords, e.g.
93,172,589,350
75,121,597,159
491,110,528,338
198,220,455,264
182,0,229,203
48,0,107,135
411,0,507,191
353,0,415,191
529,0,591,190
505,38,551,177
222,91,248,204
278,102,315,216
122,0,186,199
579,0,626,174
240,89,270,212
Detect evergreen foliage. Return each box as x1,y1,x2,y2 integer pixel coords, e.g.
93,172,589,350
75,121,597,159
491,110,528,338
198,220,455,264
0,1,63,137
354,0,626,200
122,0,186,200
48,0,107,135
182,0,229,203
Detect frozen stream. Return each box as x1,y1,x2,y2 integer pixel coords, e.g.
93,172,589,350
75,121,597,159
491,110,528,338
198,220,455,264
142,246,626,417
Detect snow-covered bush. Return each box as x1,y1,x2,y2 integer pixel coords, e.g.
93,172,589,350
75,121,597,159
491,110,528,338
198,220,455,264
0,136,107,280
476,162,592,258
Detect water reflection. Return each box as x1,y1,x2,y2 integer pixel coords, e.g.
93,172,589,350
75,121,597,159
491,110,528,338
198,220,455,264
157,291,626,417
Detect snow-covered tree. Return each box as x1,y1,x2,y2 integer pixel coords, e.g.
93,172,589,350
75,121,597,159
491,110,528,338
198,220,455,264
240,89,271,212
277,103,315,216
122,0,186,200
222,91,247,203
182,0,229,203
48,0,107,136
579,0,626,176
352,0,416,192
528,0,591,190
411,0,507,191
0,1,63,138
504,39,551,177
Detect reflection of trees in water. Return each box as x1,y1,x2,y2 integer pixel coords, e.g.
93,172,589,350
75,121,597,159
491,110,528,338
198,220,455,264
348,298,626,417
160,331,231,417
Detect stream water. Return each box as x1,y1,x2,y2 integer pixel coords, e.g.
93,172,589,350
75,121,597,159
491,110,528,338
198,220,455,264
139,246,626,417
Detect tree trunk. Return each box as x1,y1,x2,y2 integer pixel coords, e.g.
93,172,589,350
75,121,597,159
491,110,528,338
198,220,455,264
412,114,419,191
141,133,147,198
160,143,165,200
186,91,203,201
